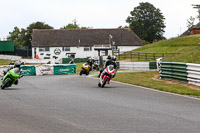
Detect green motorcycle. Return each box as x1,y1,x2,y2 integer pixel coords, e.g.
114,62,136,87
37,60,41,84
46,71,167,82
1,67,23,90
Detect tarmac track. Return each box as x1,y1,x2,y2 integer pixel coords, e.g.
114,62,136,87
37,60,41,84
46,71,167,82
0,75,200,133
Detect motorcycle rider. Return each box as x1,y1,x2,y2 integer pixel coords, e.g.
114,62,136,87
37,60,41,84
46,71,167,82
87,58,95,71
98,56,117,78
69,59,75,64
13,61,23,85
2,61,23,84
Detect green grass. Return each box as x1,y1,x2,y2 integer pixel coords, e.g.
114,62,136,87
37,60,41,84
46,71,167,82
118,34,200,63
113,71,200,97
75,63,83,74
0,59,11,65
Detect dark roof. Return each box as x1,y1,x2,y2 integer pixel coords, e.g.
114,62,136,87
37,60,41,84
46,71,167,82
192,22,200,29
180,30,190,36
180,22,200,36
32,29,143,47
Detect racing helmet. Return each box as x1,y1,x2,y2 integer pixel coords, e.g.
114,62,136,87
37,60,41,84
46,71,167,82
14,61,21,68
112,56,116,61
107,55,111,60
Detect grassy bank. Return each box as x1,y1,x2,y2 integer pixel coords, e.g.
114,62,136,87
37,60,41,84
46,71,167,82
113,71,200,97
119,34,200,63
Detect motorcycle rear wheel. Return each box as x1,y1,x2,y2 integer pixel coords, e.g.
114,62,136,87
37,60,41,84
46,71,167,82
86,71,89,75
80,69,84,76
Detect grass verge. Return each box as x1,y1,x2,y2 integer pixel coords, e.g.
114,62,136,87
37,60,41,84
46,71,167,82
113,71,200,98
0,59,11,65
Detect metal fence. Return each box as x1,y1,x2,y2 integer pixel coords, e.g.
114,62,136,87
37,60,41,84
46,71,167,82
0,47,31,58
160,62,200,86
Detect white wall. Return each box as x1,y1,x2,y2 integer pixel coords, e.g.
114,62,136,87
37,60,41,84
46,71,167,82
32,47,98,59
32,46,141,59
0,55,22,60
118,46,141,53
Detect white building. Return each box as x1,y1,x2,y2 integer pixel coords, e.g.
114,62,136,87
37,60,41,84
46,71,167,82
31,29,143,60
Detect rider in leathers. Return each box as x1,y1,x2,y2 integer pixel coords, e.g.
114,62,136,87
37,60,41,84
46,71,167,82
98,56,117,78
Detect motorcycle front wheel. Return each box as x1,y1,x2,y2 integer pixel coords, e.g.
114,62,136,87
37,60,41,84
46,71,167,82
101,77,108,88
1,78,10,90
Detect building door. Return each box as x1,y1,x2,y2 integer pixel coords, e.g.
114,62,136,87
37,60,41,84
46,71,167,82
34,48,36,58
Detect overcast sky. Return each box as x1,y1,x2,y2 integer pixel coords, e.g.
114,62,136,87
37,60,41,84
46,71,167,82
0,0,199,40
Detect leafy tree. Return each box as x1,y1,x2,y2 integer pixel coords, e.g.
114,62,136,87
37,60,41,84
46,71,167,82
187,16,195,30
118,25,129,29
25,22,53,49
61,23,80,29
7,27,21,47
61,19,92,29
126,2,166,43
7,22,53,49
80,26,93,29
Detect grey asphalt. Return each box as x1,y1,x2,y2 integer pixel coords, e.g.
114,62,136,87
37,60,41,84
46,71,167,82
0,75,200,133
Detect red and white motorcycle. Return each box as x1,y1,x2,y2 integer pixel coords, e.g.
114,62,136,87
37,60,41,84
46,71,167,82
98,65,116,88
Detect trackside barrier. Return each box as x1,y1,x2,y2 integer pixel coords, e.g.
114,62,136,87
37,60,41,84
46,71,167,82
54,64,76,75
21,65,36,76
0,66,10,76
35,64,54,76
0,64,77,76
119,62,157,70
160,62,200,86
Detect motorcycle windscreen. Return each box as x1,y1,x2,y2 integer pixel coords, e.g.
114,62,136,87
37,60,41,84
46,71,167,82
108,65,114,71
14,68,20,74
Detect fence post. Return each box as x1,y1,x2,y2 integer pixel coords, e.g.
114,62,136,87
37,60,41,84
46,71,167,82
145,53,147,60
131,52,133,59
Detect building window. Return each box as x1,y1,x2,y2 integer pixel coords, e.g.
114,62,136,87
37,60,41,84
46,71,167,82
66,53,75,58
84,46,92,51
63,47,70,51
112,46,117,50
39,47,49,52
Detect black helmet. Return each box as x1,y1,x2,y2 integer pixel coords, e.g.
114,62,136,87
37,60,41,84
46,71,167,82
14,61,21,68
112,56,116,61
107,55,111,60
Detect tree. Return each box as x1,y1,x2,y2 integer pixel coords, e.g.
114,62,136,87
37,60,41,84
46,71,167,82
61,18,80,29
187,16,195,29
7,22,53,49
126,2,166,43
25,22,53,49
61,23,80,29
7,27,21,47
61,19,92,29
118,25,129,29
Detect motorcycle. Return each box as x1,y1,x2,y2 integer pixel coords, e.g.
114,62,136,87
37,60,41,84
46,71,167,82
1,67,23,89
98,65,116,88
80,63,91,76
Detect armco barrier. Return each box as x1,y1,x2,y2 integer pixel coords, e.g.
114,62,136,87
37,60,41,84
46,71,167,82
21,65,36,76
160,62,200,86
54,64,76,75
119,62,157,70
